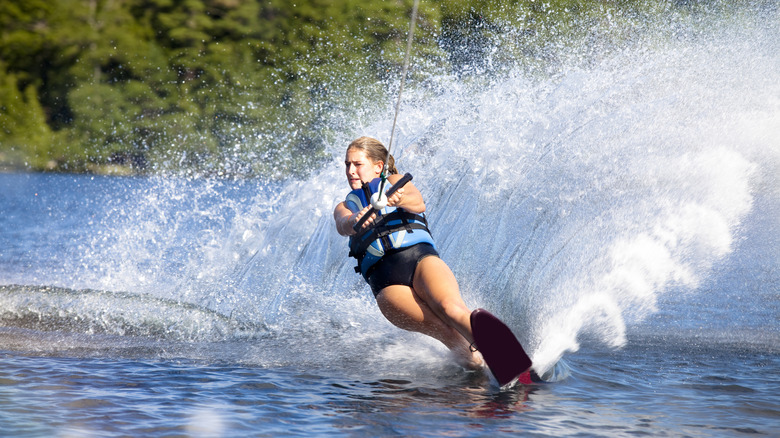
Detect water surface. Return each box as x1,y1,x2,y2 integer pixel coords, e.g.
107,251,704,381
1,4,779,436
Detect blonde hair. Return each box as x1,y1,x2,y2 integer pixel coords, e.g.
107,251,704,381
346,136,398,175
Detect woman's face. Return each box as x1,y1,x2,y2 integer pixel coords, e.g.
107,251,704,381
345,148,383,190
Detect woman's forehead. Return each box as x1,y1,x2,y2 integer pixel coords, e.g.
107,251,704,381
345,149,368,161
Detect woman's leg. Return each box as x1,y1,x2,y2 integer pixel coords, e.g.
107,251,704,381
376,285,481,368
412,256,475,344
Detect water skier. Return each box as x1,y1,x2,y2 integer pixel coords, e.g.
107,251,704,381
334,136,483,368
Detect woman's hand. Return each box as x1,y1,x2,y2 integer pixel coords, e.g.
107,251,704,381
386,187,404,208
334,202,376,236
351,205,377,232
385,175,425,213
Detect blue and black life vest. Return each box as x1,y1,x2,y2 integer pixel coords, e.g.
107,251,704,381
345,176,436,278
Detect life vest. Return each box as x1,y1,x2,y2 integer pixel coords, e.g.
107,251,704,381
345,177,436,277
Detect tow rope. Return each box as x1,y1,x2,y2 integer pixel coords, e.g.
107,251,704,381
373,0,421,210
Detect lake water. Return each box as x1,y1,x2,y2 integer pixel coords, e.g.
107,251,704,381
1,5,779,436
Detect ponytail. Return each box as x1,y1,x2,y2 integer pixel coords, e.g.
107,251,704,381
385,153,398,175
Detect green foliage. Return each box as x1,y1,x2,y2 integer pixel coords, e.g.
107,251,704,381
0,0,447,175
0,63,66,170
0,0,751,176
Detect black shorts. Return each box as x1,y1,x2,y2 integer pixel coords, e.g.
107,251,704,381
365,243,439,297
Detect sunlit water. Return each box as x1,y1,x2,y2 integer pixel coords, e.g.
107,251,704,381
1,4,779,436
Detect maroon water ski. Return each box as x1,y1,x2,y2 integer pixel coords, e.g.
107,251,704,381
470,308,535,386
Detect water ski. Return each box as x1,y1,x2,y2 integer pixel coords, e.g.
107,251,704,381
470,308,537,387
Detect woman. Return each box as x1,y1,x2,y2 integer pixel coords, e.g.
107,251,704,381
334,136,483,368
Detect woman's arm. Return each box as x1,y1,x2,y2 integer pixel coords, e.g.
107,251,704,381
334,174,425,236
334,202,376,236
386,173,426,213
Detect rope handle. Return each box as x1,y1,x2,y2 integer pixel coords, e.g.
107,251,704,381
352,173,413,232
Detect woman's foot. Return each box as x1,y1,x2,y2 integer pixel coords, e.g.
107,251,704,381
450,339,485,370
